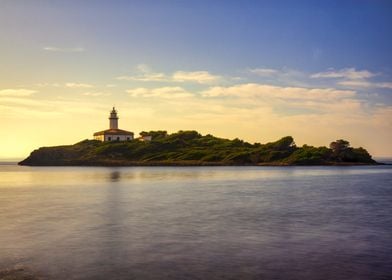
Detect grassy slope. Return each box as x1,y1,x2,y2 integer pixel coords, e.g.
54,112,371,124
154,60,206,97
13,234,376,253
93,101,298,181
19,130,376,166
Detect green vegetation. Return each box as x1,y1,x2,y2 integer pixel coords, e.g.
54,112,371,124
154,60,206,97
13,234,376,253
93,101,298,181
19,130,377,166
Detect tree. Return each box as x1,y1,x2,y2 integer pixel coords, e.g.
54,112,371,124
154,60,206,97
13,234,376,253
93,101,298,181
269,136,296,150
330,139,350,155
140,130,167,140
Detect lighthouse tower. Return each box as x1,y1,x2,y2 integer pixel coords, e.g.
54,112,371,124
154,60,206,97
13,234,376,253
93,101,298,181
109,107,119,129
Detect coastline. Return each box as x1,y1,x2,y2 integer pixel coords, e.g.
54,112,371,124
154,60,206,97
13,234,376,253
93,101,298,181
17,160,384,167
17,133,379,167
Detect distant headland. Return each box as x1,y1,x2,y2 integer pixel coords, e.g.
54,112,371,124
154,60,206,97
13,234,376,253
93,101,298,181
19,108,378,166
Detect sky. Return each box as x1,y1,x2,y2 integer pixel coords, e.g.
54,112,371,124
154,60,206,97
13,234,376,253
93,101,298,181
1,0,392,158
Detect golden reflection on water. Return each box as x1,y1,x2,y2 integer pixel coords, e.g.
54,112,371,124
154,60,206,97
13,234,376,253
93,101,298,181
0,165,389,189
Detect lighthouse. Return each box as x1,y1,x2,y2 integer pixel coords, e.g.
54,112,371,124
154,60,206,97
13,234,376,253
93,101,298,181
93,107,134,141
109,107,119,129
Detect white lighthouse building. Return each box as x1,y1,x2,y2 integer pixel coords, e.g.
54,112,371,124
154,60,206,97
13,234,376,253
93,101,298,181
93,107,134,141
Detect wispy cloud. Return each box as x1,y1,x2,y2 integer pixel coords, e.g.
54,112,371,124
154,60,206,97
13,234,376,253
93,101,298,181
0,89,36,97
310,67,392,90
246,67,310,87
248,68,279,76
172,71,221,84
116,73,167,82
124,82,360,119
202,83,355,101
378,82,392,89
127,87,193,98
36,83,96,89
311,68,376,80
0,97,43,107
338,80,392,89
1,96,109,120
35,83,63,87
65,83,94,88
117,64,221,84
337,80,372,88
116,64,167,82
43,46,85,52
82,92,111,97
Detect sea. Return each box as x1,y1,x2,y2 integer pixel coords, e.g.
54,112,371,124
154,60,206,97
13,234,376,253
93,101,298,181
0,163,391,280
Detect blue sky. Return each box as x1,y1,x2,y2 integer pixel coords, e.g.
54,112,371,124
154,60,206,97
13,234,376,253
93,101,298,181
0,0,391,157
2,1,392,74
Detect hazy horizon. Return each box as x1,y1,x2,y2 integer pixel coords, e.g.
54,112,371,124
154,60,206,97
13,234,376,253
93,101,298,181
1,1,391,158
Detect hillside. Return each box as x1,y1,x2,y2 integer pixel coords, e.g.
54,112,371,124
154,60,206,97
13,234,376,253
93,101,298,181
19,130,377,166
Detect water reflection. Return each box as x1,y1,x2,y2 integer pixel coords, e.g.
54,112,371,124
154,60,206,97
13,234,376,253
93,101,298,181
0,165,392,279
109,170,121,182
1,165,390,188
100,169,125,273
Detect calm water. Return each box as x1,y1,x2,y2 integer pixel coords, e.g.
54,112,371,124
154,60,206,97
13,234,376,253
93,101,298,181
0,164,391,280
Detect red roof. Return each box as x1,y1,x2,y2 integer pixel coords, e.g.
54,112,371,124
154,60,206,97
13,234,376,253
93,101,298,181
93,129,134,136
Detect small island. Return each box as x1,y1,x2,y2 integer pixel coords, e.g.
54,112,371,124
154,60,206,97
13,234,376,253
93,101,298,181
19,131,377,166
19,108,378,166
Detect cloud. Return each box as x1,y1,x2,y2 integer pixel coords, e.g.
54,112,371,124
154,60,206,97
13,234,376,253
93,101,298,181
172,71,221,84
37,82,101,89
1,96,109,120
116,64,168,82
311,68,376,80
337,80,372,88
248,68,279,76
378,82,392,89
338,79,392,89
127,87,193,98
35,83,62,87
0,97,43,107
43,46,85,52
65,83,94,88
310,67,392,90
337,77,392,89
116,73,167,82
0,89,36,97
82,92,111,97
246,67,310,88
117,64,220,84
201,83,355,101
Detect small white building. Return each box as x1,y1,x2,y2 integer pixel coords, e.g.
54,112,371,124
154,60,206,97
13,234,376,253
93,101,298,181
93,107,134,141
